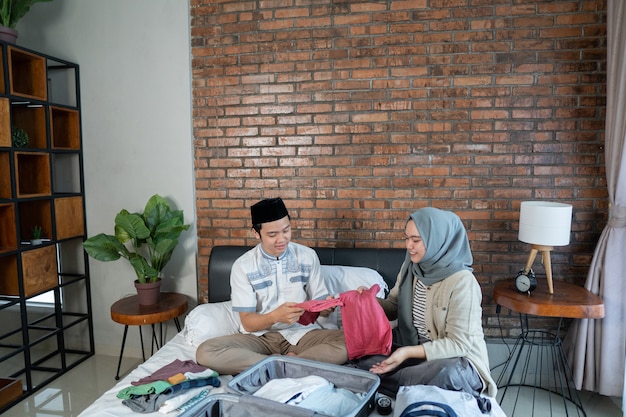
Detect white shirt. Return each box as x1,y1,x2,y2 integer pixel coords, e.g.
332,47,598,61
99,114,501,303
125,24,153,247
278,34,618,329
230,242,329,345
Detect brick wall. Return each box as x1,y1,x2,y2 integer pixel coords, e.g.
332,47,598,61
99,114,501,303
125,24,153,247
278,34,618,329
190,0,607,338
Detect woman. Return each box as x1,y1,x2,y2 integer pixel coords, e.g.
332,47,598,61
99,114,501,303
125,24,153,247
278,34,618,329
354,207,497,398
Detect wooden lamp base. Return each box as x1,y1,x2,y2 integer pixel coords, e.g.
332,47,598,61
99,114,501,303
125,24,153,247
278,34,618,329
523,244,555,294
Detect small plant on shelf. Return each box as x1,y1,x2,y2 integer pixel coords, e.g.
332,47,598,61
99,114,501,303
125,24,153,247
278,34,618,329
30,225,43,245
11,126,28,148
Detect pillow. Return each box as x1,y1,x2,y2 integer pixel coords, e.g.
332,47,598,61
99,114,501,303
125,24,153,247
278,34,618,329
321,265,388,298
183,266,389,343
183,301,241,346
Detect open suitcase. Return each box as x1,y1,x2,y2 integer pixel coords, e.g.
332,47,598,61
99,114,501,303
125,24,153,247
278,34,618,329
179,356,380,417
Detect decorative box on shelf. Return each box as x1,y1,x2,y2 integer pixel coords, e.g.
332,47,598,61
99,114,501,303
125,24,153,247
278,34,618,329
0,378,22,409
0,244,58,297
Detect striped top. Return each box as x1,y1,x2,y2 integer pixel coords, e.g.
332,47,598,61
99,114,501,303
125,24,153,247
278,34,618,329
412,279,431,343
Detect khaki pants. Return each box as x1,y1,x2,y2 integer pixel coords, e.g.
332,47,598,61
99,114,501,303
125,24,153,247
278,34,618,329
196,329,347,375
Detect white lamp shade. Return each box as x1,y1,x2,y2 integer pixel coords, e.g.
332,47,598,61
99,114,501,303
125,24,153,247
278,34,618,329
518,201,573,246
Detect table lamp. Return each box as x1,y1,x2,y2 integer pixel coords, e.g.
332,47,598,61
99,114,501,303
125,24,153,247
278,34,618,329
518,201,573,294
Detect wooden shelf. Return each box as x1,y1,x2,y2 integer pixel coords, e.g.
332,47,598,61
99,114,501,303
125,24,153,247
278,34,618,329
0,378,22,410
50,106,80,149
1,245,58,297
0,151,10,198
14,152,51,197
55,196,84,240
18,199,52,244
0,47,4,94
0,255,18,296
0,98,9,147
8,46,47,101
0,204,17,253
12,104,47,149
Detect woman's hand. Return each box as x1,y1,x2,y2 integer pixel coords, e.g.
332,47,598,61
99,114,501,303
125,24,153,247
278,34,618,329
318,295,337,317
355,285,369,294
370,347,409,374
369,345,425,374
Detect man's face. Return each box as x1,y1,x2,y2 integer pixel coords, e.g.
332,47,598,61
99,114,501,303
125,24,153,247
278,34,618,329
254,215,292,258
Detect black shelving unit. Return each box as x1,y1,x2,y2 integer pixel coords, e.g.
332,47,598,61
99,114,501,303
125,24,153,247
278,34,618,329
0,40,94,413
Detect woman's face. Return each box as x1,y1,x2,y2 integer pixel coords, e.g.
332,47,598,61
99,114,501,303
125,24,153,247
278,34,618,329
404,219,426,263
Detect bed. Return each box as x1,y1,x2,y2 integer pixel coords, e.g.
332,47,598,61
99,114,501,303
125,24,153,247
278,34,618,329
78,246,506,417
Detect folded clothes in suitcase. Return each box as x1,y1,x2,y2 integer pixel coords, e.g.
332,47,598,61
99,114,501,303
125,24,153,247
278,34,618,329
179,356,380,417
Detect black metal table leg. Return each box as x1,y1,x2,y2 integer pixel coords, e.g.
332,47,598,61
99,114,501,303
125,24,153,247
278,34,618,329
115,325,129,380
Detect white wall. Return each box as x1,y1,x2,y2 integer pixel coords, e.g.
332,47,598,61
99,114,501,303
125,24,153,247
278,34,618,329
17,0,197,357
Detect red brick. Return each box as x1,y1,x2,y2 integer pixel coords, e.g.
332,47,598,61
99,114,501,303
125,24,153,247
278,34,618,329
191,0,608,337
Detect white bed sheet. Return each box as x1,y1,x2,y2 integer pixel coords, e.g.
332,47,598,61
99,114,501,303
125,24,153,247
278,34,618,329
78,331,507,417
77,332,232,417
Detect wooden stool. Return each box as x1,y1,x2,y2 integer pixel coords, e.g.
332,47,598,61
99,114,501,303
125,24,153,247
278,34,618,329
493,279,604,417
110,292,188,380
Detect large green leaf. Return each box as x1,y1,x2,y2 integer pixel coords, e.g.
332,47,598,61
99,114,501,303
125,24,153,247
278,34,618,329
114,210,150,245
2,0,53,29
154,216,189,240
143,195,170,234
83,233,129,262
128,253,158,283
148,237,179,272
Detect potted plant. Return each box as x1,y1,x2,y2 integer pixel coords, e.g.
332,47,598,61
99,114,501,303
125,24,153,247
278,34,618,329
30,224,42,245
83,194,190,305
11,126,28,148
0,0,53,43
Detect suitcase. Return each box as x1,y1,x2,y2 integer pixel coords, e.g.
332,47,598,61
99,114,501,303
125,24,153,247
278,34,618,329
179,356,380,417
177,392,323,417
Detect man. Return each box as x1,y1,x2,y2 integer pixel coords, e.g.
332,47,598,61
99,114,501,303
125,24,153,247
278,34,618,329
196,197,347,375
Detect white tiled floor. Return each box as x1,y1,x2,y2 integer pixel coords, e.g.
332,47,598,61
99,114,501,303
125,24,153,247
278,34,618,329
2,353,623,416
2,355,140,417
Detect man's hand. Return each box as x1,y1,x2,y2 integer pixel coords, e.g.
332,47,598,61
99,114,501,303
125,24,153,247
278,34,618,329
240,302,305,331
274,302,305,325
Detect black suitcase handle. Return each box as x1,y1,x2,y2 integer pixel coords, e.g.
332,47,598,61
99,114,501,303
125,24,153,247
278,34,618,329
399,401,458,417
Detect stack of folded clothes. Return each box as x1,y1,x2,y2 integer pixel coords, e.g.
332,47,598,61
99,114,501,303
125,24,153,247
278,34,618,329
116,359,221,414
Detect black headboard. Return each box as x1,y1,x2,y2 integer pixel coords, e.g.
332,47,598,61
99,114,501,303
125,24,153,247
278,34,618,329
207,245,407,303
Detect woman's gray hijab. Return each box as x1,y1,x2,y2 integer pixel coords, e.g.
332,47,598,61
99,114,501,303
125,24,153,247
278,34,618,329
400,207,473,286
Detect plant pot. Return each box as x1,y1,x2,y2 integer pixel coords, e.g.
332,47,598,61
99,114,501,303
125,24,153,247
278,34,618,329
134,279,162,306
0,25,18,44
30,239,43,245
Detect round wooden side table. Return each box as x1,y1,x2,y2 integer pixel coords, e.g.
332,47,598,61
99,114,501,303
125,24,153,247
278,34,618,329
110,292,188,380
493,279,604,417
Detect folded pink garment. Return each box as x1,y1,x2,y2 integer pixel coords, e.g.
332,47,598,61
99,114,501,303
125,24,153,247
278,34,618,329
295,298,344,325
295,285,392,360
339,284,392,360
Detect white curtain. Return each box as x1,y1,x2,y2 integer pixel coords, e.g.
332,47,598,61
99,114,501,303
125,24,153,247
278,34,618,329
566,0,626,399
